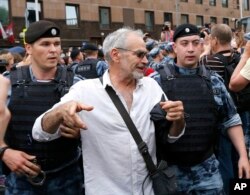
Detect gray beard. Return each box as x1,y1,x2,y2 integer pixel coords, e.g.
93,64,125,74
132,71,144,80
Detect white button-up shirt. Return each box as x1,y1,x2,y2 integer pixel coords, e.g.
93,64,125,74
32,71,178,195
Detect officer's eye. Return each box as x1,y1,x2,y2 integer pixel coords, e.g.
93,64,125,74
180,42,188,46
192,40,200,46
54,42,61,46
41,42,51,46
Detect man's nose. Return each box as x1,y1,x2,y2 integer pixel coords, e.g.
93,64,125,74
50,44,57,52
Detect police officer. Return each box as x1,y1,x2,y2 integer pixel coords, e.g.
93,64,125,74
0,20,83,194
75,43,100,78
154,23,250,194
69,48,84,73
147,47,165,71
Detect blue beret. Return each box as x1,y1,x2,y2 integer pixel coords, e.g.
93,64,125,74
173,24,200,42
244,32,250,41
164,42,174,52
146,40,157,51
25,20,60,43
158,42,174,53
8,46,25,56
158,43,166,50
149,47,161,58
70,49,81,60
81,43,98,51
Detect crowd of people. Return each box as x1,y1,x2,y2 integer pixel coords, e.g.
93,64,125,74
0,19,250,195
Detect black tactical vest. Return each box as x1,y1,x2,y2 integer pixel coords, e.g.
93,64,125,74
75,58,99,78
6,66,78,170
158,64,218,166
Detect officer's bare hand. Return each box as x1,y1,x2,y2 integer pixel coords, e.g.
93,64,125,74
2,149,41,177
160,100,184,121
238,155,250,179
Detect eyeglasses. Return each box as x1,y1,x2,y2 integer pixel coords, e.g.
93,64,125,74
116,47,148,59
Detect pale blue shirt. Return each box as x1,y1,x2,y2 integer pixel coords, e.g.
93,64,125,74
32,71,184,195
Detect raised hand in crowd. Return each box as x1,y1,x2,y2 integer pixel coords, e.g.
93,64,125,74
230,40,250,91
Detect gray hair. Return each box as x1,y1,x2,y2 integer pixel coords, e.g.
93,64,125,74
102,27,144,62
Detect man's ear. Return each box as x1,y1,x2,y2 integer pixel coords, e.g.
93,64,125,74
25,44,32,55
173,43,177,53
212,36,218,45
110,48,120,63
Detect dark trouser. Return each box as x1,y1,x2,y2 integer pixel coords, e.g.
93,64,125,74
170,155,225,195
217,134,238,195
240,111,250,154
5,163,83,195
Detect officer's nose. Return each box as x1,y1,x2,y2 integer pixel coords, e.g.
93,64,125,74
50,44,57,52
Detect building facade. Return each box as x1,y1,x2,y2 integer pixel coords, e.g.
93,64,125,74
0,0,249,49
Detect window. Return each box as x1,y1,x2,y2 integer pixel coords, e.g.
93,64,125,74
164,12,173,25
209,0,216,6
210,17,217,24
180,0,188,2
196,0,203,4
235,0,239,9
181,14,189,24
65,4,79,27
196,15,203,27
223,18,229,25
123,8,134,28
99,7,111,29
145,11,154,32
244,0,250,10
222,0,228,8
0,0,9,25
26,0,42,25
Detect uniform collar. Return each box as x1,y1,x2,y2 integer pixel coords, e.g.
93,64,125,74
29,66,55,82
174,63,199,75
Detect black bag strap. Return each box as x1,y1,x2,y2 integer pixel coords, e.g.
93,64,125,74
100,77,158,175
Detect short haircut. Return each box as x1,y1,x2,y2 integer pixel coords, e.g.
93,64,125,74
210,24,232,45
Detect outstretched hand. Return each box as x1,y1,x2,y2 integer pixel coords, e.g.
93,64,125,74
58,101,94,138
